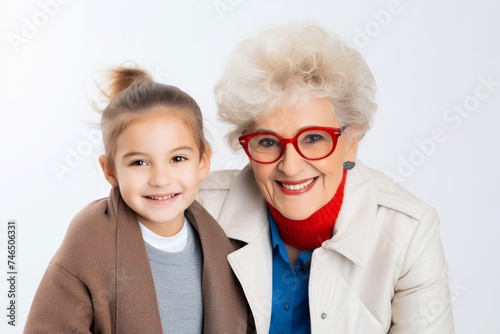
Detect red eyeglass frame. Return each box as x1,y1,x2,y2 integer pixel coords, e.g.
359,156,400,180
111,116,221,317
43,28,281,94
238,126,343,164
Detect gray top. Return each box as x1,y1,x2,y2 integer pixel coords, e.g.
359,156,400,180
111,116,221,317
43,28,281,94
144,222,203,333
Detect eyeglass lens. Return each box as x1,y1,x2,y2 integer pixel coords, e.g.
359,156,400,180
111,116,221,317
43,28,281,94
247,129,335,162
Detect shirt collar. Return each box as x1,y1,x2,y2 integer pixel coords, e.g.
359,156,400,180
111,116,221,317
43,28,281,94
269,211,289,261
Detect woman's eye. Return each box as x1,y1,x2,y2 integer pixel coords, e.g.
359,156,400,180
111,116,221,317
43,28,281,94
172,156,187,163
130,160,147,166
303,134,324,143
258,138,279,148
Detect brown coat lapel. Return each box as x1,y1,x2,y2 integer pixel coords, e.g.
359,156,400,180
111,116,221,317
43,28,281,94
187,201,250,333
112,187,163,333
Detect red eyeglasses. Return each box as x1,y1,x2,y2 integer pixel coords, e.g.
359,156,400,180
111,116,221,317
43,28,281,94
238,126,343,164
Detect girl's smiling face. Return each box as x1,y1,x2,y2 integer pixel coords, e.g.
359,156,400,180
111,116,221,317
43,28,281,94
100,110,210,237
249,98,359,220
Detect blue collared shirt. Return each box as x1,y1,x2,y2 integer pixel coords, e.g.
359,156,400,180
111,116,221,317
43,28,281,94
269,212,313,334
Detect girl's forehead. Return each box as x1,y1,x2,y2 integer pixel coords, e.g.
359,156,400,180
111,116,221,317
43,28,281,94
109,106,205,159
115,118,199,155
122,107,196,130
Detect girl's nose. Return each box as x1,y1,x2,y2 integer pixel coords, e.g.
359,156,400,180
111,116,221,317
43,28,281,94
149,166,171,187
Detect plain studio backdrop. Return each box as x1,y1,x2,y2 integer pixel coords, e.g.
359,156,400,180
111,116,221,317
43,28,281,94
1,0,499,332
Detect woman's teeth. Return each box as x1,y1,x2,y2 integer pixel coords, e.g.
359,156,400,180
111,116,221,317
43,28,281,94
281,178,314,191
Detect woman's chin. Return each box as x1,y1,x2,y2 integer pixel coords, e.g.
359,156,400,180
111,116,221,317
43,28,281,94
278,207,315,221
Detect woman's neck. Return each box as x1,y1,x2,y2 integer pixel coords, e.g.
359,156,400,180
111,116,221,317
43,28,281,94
268,169,347,252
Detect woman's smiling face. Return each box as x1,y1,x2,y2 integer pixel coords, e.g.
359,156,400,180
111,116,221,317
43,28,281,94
249,98,359,220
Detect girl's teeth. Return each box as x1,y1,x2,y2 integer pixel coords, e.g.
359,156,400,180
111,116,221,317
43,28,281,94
149,194,175,200
282,178,314,191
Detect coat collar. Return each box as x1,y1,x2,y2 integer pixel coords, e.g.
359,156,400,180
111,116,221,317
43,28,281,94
108,187,163,333
218,161,378,268
322,161,377,267
217,165,269,243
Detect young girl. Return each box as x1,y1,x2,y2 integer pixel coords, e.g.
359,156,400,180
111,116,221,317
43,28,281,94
25,66,252,333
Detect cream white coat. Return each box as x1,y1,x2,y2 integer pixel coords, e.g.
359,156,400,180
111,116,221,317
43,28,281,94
197,161,454,333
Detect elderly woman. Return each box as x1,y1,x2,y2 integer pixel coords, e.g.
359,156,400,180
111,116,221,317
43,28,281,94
198,21,454,333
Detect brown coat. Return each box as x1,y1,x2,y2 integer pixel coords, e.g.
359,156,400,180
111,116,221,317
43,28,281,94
25,187,253,334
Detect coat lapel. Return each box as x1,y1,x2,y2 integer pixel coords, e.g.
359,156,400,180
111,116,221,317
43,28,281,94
110,187,163,333
217,165,268,243
322,161,378,267
217,166,273,333
186,201,251,333
227,228,273,333
309,247,384,332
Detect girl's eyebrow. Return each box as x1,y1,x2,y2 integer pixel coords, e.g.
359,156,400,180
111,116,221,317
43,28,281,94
171,146,194,153
121,151,144,160
121,146,194,160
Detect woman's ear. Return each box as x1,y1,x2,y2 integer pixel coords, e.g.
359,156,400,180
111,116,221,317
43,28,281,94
99,155,119,187
346,137,359,162
343,126,361,162
198,146,212,180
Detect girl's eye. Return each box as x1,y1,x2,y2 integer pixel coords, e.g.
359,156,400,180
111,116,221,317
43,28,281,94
172,156,187,163
130,160,147,166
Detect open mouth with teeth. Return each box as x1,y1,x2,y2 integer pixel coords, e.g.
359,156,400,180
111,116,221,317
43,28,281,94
278,177,318,193
145,194,178,201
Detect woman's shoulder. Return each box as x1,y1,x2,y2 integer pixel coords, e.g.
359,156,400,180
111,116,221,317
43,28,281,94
357,161,435,222
200,169,241,191
198,167,250,221
346,162,442,264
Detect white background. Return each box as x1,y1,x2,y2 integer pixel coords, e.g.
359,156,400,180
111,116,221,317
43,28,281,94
1,0,499,332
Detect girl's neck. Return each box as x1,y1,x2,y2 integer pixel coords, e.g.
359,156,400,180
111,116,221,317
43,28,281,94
137,215,185,238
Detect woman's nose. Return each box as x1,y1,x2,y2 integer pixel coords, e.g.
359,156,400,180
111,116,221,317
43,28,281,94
277,143,306,175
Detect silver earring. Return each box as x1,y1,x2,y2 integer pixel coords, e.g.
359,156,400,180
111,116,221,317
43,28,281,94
343,161,355,170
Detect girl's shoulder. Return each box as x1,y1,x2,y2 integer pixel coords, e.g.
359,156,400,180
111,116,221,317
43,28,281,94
51,197,119,272
68,197,113,237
